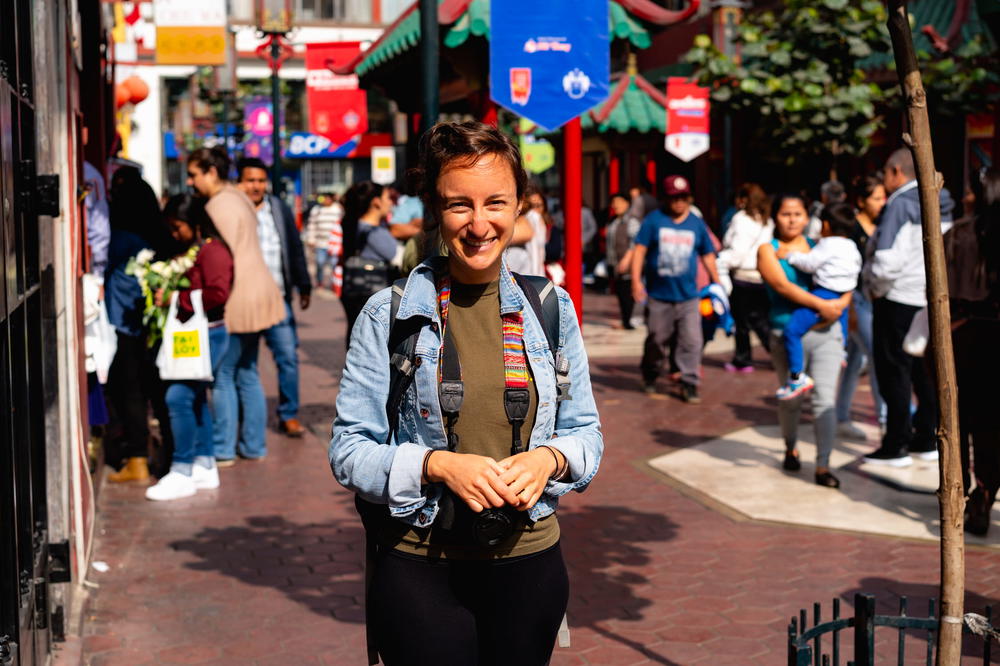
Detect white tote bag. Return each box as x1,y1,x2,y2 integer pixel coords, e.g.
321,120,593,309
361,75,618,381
156,290,214,381
82,273,117,384
903,307,929,358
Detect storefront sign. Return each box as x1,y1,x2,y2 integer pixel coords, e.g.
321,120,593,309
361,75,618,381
371,147,396,185
665,77,710,162
286,133,360,159
243,99,278,165
306,42,368,146
153,0,227,65
490,0,609,131
518,119,555,174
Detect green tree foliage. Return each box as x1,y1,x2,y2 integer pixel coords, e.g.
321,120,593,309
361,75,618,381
684,0,890,163
918,35,1000,117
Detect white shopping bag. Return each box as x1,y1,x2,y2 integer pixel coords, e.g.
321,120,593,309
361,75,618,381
903,306,929,358
156,290,213,381
82,274,117,384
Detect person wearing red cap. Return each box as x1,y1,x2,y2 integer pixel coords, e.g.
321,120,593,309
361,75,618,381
631,175,721,403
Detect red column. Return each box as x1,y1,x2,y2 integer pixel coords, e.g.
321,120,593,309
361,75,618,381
609,154,620,195
646,158,657,196
563,117,583,325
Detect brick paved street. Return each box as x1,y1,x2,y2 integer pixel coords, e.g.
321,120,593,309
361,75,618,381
71,291,1000,665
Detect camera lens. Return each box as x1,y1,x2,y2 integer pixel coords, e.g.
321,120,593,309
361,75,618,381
472,508,514,548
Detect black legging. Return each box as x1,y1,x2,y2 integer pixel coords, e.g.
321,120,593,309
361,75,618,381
105,332,172,461
368,543,569,666
729,280,772,368
612,275,635,329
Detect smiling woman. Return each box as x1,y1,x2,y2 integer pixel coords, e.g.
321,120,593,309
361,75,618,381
329,121,603,665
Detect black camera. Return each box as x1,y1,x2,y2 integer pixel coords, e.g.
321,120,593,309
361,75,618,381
471,506,517,547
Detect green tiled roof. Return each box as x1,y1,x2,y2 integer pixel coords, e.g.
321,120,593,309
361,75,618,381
587,74,666,134
356,0,652,78
863,0,996,69
524,68,666,135
357,8,423,77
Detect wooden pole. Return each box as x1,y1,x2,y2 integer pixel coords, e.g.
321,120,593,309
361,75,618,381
885,3,964,664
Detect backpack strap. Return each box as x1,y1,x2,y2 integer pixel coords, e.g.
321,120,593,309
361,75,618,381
385,278,425,444
511,272,571,403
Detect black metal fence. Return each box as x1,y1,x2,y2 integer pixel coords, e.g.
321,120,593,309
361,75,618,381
788,593,996,665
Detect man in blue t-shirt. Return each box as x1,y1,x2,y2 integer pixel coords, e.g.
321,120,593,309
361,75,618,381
630,175,720,403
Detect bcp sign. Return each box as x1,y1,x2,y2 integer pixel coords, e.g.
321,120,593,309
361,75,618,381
665,77,710,162
490,0,609,131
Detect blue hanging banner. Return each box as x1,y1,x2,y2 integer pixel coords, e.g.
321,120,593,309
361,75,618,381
490,0,610,131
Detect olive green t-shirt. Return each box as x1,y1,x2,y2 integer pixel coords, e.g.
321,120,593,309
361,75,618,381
388,279,560,559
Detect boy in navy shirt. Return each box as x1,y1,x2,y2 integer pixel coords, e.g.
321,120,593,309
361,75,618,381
631,176,720,403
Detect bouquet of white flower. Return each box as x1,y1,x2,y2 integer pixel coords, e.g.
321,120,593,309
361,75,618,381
126,245,201,347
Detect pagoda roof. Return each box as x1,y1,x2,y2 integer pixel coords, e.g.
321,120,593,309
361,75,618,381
862,0,996,69
585,69,667,134
520,64,668,135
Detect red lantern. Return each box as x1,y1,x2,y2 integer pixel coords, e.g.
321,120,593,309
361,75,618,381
123,75,149,105
115,84,131,109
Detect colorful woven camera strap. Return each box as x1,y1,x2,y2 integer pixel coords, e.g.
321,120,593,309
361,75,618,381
436,276,528,385
436,275,530,453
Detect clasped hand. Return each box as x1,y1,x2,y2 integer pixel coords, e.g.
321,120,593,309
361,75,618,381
425,449,560,514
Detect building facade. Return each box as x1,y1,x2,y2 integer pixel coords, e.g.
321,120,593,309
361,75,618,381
1,1,114,664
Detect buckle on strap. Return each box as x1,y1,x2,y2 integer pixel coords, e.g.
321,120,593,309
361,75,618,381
555,351,572,402
390,352,416,377
439,380,464,414
503,387,531,424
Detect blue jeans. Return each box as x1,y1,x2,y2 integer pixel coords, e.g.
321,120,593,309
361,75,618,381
212,331,267,460
783,287,847,377
261,301,299,421
315,247,338,288
167,325,229,466
836,289,887,425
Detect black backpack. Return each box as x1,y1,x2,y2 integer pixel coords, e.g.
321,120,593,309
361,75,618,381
384,272,569,445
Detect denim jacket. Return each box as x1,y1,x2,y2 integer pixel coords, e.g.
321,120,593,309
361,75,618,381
330,257,603,527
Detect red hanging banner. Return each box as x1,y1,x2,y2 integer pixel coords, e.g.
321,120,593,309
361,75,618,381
306,42,368,145
665,77,710,162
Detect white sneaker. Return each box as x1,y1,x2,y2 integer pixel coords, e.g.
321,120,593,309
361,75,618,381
145,471,197,501
837,421,868,441
911,449,939,462
192,464,220,490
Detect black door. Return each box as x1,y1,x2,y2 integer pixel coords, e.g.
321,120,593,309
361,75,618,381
1,0,53,664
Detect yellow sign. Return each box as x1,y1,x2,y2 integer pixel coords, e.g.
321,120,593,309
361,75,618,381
172,331,201,358
157,26,227,65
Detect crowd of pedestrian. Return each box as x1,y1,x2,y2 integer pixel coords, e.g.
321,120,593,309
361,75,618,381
606,148,998,507
95,146,313,501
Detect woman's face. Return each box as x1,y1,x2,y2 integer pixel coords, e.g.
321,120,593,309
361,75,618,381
773,197,809,241
437,154,519,283
371,188,392,217
528,193,545,213
168,218,195,245
858,185,887,220
186,163,218,198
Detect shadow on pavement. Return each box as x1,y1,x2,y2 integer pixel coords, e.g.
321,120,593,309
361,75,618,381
171,505,683,662
297,337,347,384
560,504,683,666
170,514,366,622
